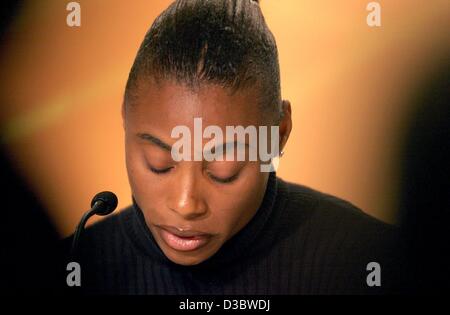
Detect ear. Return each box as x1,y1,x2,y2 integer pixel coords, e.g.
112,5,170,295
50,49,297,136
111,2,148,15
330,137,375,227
278,100,292,153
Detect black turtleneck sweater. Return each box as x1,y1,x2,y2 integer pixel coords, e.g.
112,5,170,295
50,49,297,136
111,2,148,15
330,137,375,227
68,172,399,294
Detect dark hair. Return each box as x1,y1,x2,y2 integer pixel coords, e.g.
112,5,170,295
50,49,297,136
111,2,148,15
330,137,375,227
124,0,282,122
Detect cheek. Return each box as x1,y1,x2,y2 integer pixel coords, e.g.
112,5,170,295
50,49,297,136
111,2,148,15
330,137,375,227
125,146,166,212
208,168,266,234
210,192,258,237
125,145,144,192
126,142,152,186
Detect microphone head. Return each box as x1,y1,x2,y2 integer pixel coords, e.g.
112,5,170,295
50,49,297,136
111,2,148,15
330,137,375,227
91,191,118,216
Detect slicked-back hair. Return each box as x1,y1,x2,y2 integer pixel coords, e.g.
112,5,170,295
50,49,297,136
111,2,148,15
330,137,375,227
124,0,282,123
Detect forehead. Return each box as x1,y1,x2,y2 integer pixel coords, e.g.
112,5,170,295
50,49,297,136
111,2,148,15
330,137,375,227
126,79,264,133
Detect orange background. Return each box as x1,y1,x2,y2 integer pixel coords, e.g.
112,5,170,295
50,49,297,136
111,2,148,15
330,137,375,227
0,0,448,237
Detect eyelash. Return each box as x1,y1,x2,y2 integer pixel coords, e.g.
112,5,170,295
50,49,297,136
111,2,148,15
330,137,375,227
149,165,239,184
207,172,239,184
149,166,173,174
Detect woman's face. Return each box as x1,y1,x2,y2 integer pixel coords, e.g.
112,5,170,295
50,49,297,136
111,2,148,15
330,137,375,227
123,79,287,266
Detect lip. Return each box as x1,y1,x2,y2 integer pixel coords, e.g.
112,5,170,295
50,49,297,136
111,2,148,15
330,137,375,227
157,225,212,252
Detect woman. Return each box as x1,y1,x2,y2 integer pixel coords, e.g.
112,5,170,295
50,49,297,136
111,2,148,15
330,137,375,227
71,0,398,294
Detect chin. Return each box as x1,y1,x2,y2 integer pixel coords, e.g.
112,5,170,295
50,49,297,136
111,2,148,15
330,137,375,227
164,250,210,266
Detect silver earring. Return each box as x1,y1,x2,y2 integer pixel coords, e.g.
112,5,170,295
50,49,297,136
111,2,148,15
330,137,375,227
280,150,285,157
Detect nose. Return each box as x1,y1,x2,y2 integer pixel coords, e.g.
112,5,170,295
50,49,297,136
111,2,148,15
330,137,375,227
166,166,208,220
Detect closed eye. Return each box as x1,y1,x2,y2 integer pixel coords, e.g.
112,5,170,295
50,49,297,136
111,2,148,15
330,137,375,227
149,166,173,174
207,172,239,184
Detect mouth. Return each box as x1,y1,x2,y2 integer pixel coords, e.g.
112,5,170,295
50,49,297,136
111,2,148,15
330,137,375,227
156,225,213,252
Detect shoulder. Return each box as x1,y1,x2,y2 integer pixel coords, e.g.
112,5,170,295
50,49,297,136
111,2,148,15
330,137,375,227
278,177,396,240
274,177,400,293
62,206,135,255
85,206,134,238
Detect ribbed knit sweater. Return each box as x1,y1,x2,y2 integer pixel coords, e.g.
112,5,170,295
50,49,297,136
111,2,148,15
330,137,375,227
70,172,399,294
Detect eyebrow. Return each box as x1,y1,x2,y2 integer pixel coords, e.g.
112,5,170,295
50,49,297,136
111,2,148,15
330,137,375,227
137,132,250,156
137,133,172,152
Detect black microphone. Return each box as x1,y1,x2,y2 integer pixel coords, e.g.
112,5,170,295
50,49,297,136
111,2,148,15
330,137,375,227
70,191,118,258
